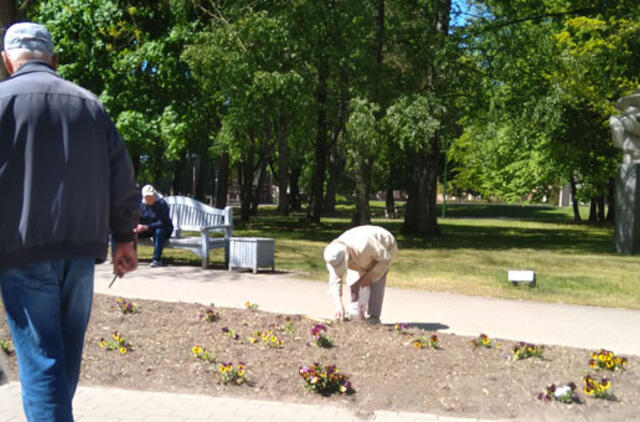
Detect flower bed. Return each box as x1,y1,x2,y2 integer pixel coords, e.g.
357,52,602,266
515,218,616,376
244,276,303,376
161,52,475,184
1,294,638,421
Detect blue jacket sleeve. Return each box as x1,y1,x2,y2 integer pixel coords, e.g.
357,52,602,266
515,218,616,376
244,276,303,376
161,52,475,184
147,199,173,231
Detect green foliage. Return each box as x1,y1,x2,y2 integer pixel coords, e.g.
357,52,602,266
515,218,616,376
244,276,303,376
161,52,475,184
28,0,639,214
37,0,123,94
160,105,189,162
384,95,442,155
115,110,156,155
36,0,207,185
553,14,640,114
345,97,380,166
184,7,309,164
451,0,636,204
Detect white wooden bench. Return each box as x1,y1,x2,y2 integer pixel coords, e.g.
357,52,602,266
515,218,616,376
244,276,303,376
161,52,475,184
138,196,233,268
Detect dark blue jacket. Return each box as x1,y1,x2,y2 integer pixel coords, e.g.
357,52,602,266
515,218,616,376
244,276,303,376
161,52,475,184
140,197,173,234
0,61,140,269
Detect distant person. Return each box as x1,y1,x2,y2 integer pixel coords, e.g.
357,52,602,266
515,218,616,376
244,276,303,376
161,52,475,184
135,185,174,267
0,22,139,421
323,225,398,323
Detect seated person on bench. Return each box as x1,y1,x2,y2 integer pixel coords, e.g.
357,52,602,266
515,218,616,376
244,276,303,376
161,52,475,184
136,185,174,267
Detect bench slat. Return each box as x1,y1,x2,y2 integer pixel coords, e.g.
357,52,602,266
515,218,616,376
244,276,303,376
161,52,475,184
152,196,234,268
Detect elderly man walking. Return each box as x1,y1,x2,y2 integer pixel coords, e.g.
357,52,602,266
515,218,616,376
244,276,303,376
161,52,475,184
323,225,398,323
0,22,140,421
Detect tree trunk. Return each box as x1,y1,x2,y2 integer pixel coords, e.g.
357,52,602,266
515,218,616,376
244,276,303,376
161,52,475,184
588,198,597,222
251,156,268,215
131,154,141,180
597,196,605,223
349,0,384,226
372,0,384,112
277,115,290,215
239,138,255,221
251,127,274,215
352,159,372,226
289,165,302,212
215,152,229,208
385,173,395,218
324,69,349,214
570,176,581,223
401,0,450,236
403,148,441,235
1,0,36,81
309,60,328,222
196,153,209,202
152,136,165,191
171,152,186,195
324,143,341,213
0,1,17,81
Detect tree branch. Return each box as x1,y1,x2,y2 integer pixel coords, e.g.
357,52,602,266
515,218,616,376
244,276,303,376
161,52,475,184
17,0,37,20
198,0,247,52
471,7,601,34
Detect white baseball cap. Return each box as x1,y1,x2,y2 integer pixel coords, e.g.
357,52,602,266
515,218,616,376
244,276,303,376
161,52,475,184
324,242,347,283
141,184,156,197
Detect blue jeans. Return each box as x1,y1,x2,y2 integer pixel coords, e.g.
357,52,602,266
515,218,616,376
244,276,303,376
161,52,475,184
0,258,94,422
110,226,170,262
138,226,171,261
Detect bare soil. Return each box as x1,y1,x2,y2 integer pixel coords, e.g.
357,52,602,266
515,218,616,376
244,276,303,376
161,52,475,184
1,294,639,421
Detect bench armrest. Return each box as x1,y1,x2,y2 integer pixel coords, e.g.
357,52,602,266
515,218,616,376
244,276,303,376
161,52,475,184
201,224,233,237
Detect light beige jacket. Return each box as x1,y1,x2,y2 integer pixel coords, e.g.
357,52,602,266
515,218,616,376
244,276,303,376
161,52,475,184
329,225,398,299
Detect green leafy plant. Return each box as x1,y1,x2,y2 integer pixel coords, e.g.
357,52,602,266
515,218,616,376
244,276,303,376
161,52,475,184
0,338,14,355
299,363,354,396
512,342,544,360
470,333,499,349
588,349,627,371
198,304,220,323
100,331,133,354
393,323,408,334
249,329,284,348
583,375,613,400
310,324,333,348
538,382,578,404
245,301,259,310
219,361,246,385
282,317,295,333
410,334,439,350
221,326,240,340
191,345,216,363
115,297,139,314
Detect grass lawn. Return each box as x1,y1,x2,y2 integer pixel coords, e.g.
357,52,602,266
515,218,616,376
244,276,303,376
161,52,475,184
137,202,640,310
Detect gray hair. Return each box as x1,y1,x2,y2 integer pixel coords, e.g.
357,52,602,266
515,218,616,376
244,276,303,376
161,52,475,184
5,48,53,63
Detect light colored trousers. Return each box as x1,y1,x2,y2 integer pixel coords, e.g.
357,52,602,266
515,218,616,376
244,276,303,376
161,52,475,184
347,269,387,318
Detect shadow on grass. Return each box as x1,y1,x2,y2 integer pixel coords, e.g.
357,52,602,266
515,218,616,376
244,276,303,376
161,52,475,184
235,214,612,255
255,203,580,223
399,223,613,254
441,203,574,222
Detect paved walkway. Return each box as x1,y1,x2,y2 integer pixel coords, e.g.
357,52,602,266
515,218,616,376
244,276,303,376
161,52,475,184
94,263,640,355
1,382,495,422
2,262,640,422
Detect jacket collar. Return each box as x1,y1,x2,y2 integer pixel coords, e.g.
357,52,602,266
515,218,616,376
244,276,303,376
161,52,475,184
10,60,58,79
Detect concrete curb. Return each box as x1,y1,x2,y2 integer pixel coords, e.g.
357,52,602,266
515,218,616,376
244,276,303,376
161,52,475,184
0,382,499,422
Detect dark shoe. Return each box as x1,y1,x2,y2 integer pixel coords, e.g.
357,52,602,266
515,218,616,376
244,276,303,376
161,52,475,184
150,260,165,268
365,316,381,325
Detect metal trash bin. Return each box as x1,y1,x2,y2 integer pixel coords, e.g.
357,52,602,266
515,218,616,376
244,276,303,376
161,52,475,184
228,237,275,273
